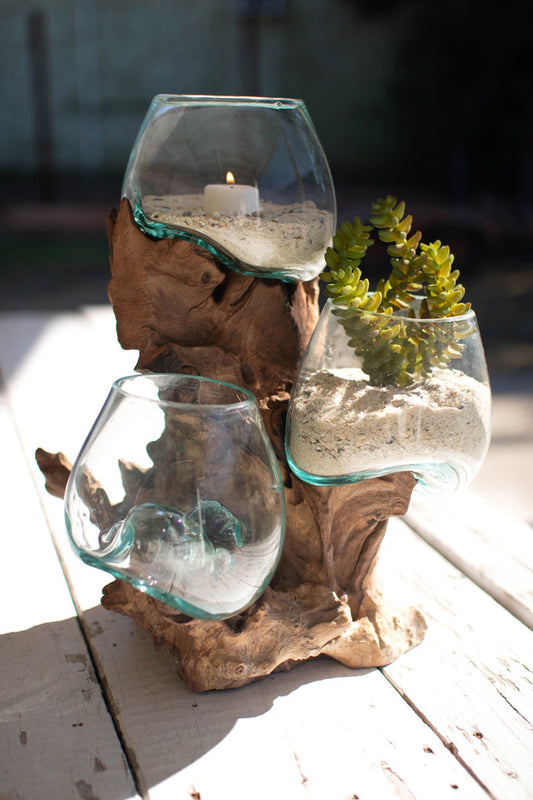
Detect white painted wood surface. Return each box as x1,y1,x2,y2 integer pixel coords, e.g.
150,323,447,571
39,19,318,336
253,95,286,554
0,371,138,798
1,306,532,800
404,490,533,630
382,519,533,800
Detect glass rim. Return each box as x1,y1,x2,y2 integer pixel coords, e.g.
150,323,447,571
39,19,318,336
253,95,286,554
150,94,305,109
112,373,257,410
327,295,477,324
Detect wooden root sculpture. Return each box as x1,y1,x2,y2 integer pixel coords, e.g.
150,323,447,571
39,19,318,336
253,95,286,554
37,199,426,691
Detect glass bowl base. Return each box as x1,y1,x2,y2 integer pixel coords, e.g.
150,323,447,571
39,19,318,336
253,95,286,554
77,549,260,621
286,456,468,496
132,202,323,283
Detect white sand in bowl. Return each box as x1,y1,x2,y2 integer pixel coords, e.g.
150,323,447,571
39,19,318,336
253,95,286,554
288,367,492,479
142,194,333,273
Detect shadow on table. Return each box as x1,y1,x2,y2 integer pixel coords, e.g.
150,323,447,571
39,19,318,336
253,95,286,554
79,601,374,792
3,604,374,795
1,615,136,799
8,597,404,797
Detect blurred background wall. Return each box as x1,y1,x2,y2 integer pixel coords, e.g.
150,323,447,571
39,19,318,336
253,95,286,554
2,0,532,203
1,0,532,517
1,0,533,373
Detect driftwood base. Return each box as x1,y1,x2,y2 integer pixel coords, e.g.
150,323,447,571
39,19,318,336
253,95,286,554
37,448,424,691
102,534,425,692
36,199,427,691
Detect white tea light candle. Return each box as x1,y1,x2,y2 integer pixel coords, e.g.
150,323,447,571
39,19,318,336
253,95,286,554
204,171,259,216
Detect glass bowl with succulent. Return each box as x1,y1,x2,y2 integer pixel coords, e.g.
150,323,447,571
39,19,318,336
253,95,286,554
285,195,492,494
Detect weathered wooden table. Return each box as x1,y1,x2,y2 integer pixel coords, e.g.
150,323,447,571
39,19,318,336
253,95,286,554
1,306,532,800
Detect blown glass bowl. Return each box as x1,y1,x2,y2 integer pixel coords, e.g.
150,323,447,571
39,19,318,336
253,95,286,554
122,94,336,282
65,374,285,619
285,298,492,494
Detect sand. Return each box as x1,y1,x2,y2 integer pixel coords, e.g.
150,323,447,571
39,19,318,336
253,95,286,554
288,367,492,481
142,194,334,276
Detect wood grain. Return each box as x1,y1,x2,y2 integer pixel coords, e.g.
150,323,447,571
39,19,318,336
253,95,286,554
4,307,532,798
36,199,426,691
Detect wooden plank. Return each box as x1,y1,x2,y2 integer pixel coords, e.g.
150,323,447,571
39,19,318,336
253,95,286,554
0,309,137,618
381,517,533,800
3,307,531,799
0,310,136,463
469,374,533,524
404,489,533,629
0,376,138,800
0,308,496,799
70,620,490,800
0,307,307,797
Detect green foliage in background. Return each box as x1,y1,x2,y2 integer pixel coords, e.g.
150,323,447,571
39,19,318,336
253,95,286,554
320,195,473,386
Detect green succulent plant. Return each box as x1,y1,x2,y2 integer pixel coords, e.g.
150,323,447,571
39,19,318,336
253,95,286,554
320,195,474,387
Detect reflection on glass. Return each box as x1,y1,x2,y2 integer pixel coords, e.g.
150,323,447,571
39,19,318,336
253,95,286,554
65,374,285,619
122,95,336,282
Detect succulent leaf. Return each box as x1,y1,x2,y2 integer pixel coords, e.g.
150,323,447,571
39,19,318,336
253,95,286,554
321,196,472,386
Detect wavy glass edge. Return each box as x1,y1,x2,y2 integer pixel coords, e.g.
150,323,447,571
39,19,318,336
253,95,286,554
64,373,286,620
284,297,492,495
121,94,336,283
131,200,315,282
285,441,466,495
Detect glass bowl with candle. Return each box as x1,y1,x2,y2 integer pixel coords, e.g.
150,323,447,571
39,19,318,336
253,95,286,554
122,95,336,282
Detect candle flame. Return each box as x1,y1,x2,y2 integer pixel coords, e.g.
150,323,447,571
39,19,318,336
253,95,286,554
226,171,235,185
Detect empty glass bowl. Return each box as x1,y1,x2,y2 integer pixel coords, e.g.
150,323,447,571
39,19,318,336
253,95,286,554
122,94,336,282
64,374,285,619
285,298,492,494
